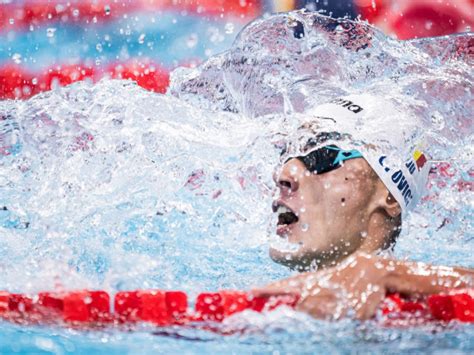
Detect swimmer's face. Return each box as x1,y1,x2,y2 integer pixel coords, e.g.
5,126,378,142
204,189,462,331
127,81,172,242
270,154,384,270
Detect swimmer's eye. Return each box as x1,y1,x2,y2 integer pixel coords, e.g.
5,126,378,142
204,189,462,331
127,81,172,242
300,132,345,153
278,138,327,160
302,138,319,153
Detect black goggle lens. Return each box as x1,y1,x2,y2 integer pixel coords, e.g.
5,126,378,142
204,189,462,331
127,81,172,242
284,145,362,175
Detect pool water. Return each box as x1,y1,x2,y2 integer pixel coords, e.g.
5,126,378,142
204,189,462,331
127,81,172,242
0,11,473,354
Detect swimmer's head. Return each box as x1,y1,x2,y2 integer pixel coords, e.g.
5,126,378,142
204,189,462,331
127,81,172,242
270,95,430,271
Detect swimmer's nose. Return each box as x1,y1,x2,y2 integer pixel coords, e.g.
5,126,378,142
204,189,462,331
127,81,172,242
275,158,302,193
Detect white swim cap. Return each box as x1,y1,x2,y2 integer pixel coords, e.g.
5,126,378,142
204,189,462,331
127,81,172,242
308,94,430,213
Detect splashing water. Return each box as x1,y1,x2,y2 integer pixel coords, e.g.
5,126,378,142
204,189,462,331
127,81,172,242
0,80,288,294
0,10,473,353
170,10,473,266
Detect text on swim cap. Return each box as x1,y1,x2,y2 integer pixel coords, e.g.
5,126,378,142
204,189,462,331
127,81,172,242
405,160,416,175
391,170,413,206
378,156,414,207
329,98,364,114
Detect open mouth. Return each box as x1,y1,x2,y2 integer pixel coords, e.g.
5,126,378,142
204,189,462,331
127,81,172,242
274,204,299,226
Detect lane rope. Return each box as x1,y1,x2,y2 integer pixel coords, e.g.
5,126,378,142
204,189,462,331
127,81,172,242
0,289,473,328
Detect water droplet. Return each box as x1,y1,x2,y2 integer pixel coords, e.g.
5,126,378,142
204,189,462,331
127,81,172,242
9,18,14,25
138,33,146,44
360,231,368,238
304,170,311,177
72,9,80,17
12,53,22,64
301,223,309,232
431,111,445,130
186,34,198,48
300,207,306,213
46,28,56,38
334,25,344,34
287,18,298,27
31,77,38,85
290,166,298,175
96,43,103,52
104,5,111,15
323,182,331,189
224,22,234,34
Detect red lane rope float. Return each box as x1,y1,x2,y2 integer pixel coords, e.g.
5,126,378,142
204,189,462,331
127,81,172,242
380,291,474,324
0,61,170,100
0,0,261,32
114,291,188,325
354,0,474,39
0,289,473,328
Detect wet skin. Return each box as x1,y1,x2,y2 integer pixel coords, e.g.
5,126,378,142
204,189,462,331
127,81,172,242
255,252,474,320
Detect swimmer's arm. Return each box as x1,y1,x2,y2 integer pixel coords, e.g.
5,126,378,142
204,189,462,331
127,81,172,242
252,253,474,320
383,259,474,295
453,266,474,277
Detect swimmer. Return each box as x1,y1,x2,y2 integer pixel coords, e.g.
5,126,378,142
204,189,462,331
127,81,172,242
254,95,474,320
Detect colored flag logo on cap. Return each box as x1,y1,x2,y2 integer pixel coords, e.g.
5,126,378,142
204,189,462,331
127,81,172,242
413,150,427,171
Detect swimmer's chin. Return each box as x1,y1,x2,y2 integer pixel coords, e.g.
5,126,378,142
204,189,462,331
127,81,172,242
269,247,313,272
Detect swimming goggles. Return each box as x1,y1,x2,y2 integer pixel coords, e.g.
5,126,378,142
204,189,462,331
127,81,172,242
291,145,363,174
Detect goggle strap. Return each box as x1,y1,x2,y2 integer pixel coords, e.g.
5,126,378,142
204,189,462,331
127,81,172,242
333,149,363,165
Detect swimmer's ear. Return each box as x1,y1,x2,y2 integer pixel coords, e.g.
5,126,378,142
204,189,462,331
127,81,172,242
382,192,402,218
